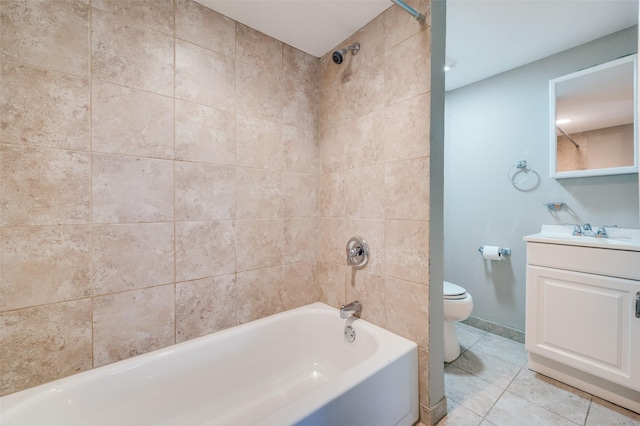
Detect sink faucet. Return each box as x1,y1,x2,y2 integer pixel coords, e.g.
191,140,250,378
340,301,362,319
571,224,582,236
595,226,608,238
582,223,598,237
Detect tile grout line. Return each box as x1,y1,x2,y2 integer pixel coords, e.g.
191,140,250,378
454,328,592,426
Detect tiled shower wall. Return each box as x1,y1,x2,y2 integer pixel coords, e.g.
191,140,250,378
316,1,434,421
0,0,320,396
0,1,436,420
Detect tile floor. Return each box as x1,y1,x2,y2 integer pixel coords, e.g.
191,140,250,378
436,323,640,426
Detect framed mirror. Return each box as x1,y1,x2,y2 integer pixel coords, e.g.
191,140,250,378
549,54,638,179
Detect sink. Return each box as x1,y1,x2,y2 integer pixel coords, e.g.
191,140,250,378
524,225,640,251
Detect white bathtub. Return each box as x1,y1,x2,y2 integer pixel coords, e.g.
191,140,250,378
0,302,419,426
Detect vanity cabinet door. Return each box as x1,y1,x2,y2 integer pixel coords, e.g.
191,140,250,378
525,265,640,391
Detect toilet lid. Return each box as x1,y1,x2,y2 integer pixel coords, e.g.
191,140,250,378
444,281,467,300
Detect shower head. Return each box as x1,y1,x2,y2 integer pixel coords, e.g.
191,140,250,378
332,43,360,64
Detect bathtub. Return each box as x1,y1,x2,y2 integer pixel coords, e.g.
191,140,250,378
0,302,419,426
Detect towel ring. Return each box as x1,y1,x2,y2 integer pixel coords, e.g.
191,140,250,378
507,160,533,185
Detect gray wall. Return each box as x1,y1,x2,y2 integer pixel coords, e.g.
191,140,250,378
444,26,639,331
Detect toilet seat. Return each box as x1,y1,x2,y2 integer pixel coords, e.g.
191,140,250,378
444,281,467,300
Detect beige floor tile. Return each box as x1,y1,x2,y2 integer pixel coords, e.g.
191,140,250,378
507,368,591,425
485,391,577,426
444,365,504,417
436,400,483,426
451,349,521,389
585,397,640,426
471,333,528,367
455,322,488,351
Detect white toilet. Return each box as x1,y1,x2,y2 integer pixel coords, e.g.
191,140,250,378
443,281,473,363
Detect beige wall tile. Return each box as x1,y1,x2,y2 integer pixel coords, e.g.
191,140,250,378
92,9,174,96
0,0,437,398
176,275,237,342
383,94,430,162
0,0,89,76
175,100,235,165
175,39,235,112
341,54,386,124
345,14,385,65
283,173,319,218
318,217,347,265
319,172,345,217
1,226,91,311
175,0,235,56
236,168,283,220
175,162,235,221
92,81,174,159
318,66,343,132
0,299,92,395
385,158,430,221
283,45,319,131
91,0,174,35
346,270,386,328
236,61,283,122
317,261,347,308
0,63,89,150
320,52,385,131
237,266,284,324
92,223,174,296
283,125,320,173
385,276,429,348
236,114,283,170
346,219,385,275
236,219,283,272
384,29,431,106
92,154,174,224
236,23,282,73
344,110,384,169
343,165,385,219
175,221,236,282
384,0,430,51
319,125,346,173
283,218,318,264
385,220,430,284
93,285,174,367
283,262,319,310
1,145,90,227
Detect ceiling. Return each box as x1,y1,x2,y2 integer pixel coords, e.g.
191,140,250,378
195,0,393,58
445,0,638,91
196,0,638,91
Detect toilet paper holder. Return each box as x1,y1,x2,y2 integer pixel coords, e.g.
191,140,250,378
478,246,511,256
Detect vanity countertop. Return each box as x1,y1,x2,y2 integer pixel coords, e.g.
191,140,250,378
524,225,640,252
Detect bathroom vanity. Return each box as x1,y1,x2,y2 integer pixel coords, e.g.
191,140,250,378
524,225,640,413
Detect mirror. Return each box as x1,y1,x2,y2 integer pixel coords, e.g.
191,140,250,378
549,54,638,179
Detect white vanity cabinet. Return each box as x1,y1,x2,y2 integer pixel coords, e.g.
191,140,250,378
524,227,640,414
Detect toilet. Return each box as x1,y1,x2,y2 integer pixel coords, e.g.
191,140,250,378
443,281,473,363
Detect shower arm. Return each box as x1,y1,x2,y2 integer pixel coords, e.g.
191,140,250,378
390,0,425,21
556,125,580,148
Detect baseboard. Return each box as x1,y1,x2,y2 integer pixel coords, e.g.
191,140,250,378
418,397,447,425
462,315,525,343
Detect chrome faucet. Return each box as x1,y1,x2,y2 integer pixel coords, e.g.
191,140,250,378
582,223,595,237
571,224,583,236
596,226,607,238
340,301,362,319
570,223,616,238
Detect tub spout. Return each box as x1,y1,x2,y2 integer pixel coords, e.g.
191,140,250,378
340,301,362,319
